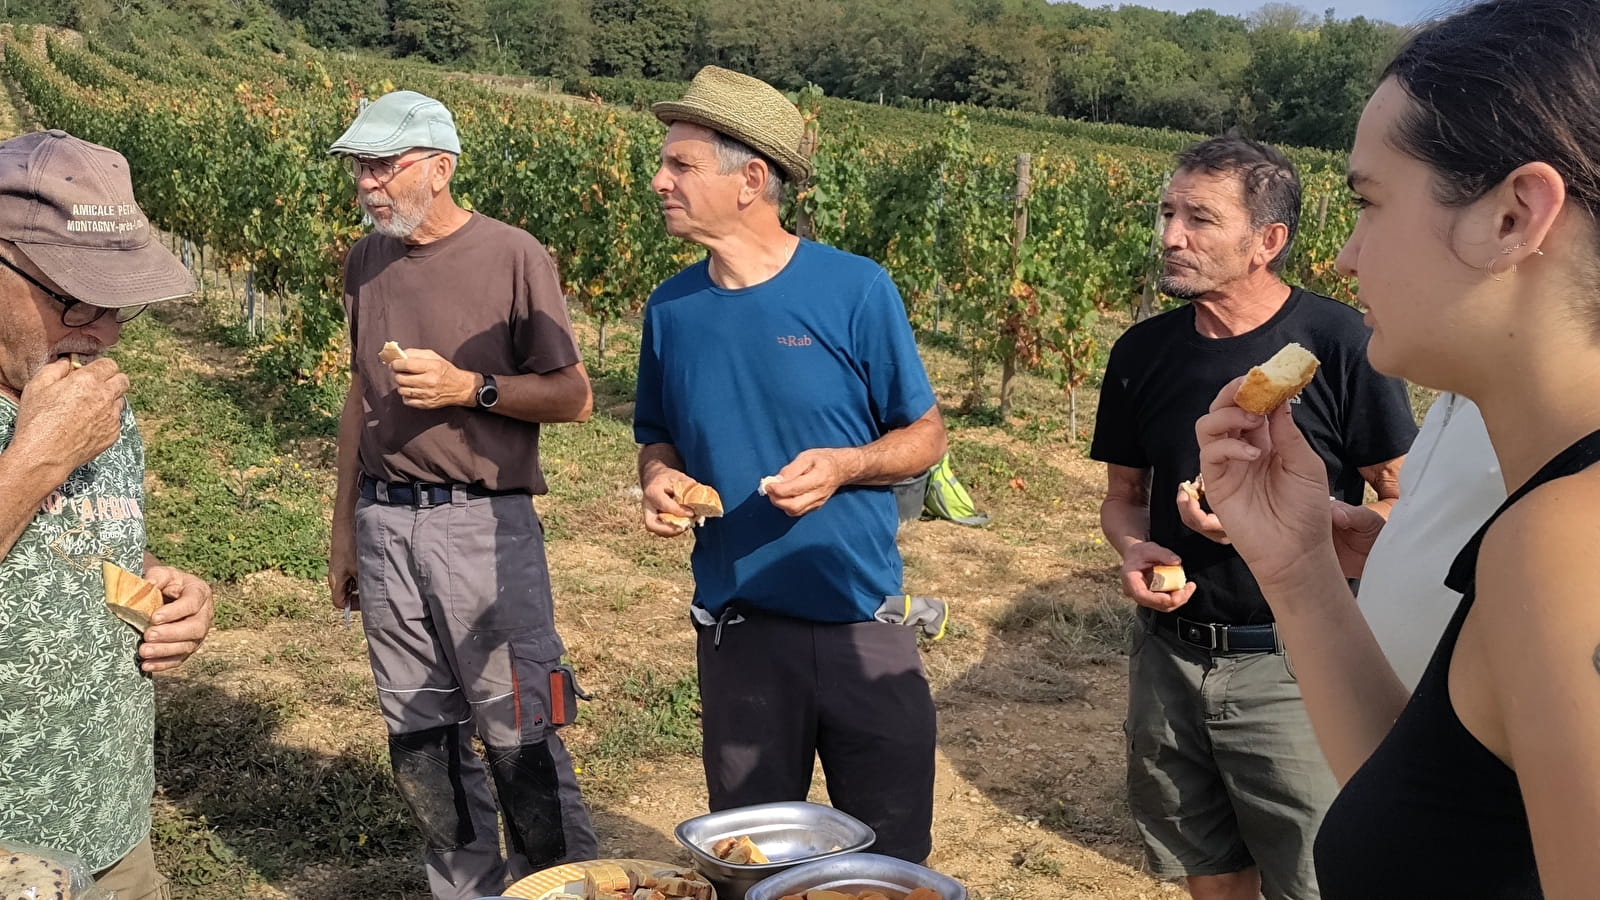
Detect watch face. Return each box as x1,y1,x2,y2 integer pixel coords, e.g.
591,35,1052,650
478,377,499,407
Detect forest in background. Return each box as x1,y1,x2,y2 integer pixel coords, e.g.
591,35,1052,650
1,0,1403,150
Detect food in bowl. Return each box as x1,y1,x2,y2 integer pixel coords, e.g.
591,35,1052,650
711,836,770,865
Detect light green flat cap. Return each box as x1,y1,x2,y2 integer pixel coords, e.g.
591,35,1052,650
328,90,461,157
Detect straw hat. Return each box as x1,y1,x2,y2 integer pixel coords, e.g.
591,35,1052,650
653,66,812,183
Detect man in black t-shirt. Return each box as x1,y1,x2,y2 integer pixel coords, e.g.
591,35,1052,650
1091,137,1416,900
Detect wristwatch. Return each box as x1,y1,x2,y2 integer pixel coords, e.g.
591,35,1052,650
475,373,499,409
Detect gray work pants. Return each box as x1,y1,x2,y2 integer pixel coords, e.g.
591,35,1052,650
355,489,597,900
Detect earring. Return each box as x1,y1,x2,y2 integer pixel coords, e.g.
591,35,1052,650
1486,243,1544,280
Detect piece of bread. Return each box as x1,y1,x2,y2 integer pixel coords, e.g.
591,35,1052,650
661,483,724,530
68,352,86,369
903,890,944,900
757,475,783,496
378,341,407,365
1234,343,1319,415
1179,475,1204,502
711,834,769,865
583,864,632,900
1149,564,1187,593
103,560,164,633
654,875,712,900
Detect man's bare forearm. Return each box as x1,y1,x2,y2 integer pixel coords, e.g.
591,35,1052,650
332,378,363,542
490,363,593,424
840,405,947,486
0,451,69,560
1101,497,1152,559
639,442,686,486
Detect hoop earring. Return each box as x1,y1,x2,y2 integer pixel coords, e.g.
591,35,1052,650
1485,243,1544,280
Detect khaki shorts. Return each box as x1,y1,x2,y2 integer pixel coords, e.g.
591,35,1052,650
94,836,172,900
1124,623,1338,900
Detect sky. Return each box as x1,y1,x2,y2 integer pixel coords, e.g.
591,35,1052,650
1104,0,1468,26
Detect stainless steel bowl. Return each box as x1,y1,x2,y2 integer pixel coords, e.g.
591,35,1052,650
744,853,967,900
674,801,876,900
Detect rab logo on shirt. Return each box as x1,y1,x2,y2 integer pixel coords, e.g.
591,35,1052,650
777,334,814,347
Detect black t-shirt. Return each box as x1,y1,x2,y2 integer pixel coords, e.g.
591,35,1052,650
1091,288,1418,624
1308,431,1600,900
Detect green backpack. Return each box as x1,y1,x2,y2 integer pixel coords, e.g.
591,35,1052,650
922,453,990,526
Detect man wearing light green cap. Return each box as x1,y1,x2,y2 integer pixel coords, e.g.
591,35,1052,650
634,67,947,862
326,90,598,900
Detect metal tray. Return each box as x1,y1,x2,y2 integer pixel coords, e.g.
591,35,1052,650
744,853,966,900
674,802,875,899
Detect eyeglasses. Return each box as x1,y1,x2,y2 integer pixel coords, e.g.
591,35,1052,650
0,254,146,327
343,151,445,183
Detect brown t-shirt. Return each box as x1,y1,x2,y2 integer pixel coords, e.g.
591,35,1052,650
343,212,581,494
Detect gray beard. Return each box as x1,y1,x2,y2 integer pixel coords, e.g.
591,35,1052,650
1158,274,1205,301
373,203,426,240
365,179,431,240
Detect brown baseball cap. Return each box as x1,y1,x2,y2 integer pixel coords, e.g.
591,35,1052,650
0,130,193,308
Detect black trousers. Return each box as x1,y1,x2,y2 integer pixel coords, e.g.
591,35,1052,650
695,611,937,862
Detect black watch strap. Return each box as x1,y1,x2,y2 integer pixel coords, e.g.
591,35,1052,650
475,373,499,408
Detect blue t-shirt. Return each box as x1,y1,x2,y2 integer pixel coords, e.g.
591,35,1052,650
634,240,936,623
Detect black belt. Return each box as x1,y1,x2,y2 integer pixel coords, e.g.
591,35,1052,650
359,475,521,508
1151,613,1279,653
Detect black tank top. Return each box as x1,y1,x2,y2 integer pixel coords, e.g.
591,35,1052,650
1315,429,1600,899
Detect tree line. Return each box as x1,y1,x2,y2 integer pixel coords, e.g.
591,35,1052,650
0,0,1403,150
284,0,1403,150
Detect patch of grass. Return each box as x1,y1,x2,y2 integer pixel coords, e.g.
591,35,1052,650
212,579,320,629
114,312,334,583
149,803,261,895
576,665,701,797
946,435,1067,501
991,580,1134,663
155,683,419,879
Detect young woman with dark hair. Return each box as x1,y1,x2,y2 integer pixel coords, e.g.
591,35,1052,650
1194,1,1600,897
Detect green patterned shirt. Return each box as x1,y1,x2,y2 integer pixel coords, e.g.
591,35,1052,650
0,395,154,872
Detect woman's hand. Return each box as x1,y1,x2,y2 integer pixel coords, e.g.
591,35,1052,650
1194,377,1338,592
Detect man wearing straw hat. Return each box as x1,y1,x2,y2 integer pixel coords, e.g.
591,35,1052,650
326,90,598,900
634,67,948,862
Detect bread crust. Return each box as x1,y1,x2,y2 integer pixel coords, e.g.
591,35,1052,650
1234,343,1320,415
102,560,164,633
378,341,407,365
1149,564,1187,593
660,483,724,530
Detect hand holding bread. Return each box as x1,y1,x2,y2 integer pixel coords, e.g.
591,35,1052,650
1176,478,1230,545
658,483,724,531
1118,540,1193,612
134,564,215,672
642,469,717,537
11,355,129,480
763,448,858,517
1195,345,1343,591
388,347,476,410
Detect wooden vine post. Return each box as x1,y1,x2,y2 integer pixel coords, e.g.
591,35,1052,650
1000,152,1031,419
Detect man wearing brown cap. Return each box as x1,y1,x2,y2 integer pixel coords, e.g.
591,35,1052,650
0,129,215,898
634,67,948,862
326,90,598,899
